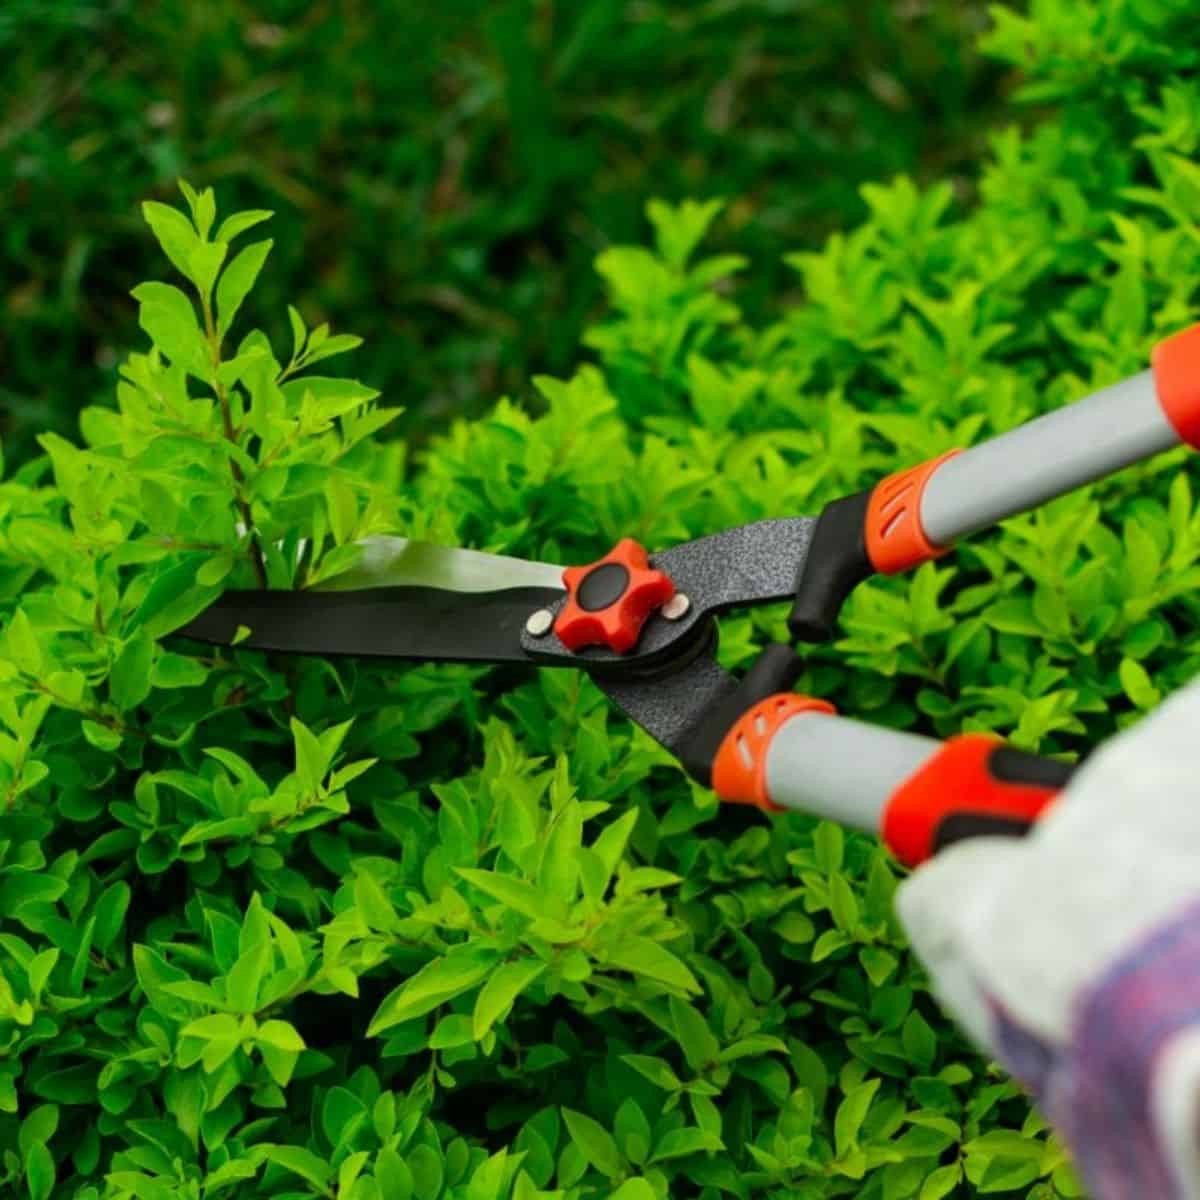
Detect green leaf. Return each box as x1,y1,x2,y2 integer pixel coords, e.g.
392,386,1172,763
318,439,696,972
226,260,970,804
257,1019,305,1052
151,651,209,688
669,996,720,1071
649,1127,723,1162
919,1163,962,1200
374,1147,414,1200
302,332,364,367
69,914,96,994
291,716,328,793
617,866,682,894
204,1159,261,1192
0,873,67,914
813,821,844,872
811,929,850,962
216,350,267,389
408,1145,443,1200
562,1107,623,1178
367,949,496,1035
257,1018,305,1086
215,209,274,243
609,1183,656,1200
189,240,227,305
93,881,131,954
775,910,815,944
322,1086,368,1147
324,475,358,545
142,201,202,283
82,719,122,752
131,282,208,377
902,1010,938,1072
466,1149,509,1200
1124,517,1161,595
19,1104,58,1155
191,185,217,240
538,798,582,901
6,608,41,674
834,1078,880,1158
132,944,191,1018
110,629,155,709
859,946,898,986
25,1142,55,1200
288,305,307,360
225,940,270,1013
262,1145,332,1190
614,1098,652,1165
829,873,860,933
604,936,698,993
590,807,638,889
216,240,273,337
715,1034,788,1063
473,959,546,1039
106,1174,175,1200
1119,656,1161,709
177,816,257,846
429,1013,474,1049
27,948,58,997
456,868,546,921
134,560,225,639
620,1054,682,1090
180,1013,240,1041
963,1129,1044,1159
353,870,398,932
647,197,725,268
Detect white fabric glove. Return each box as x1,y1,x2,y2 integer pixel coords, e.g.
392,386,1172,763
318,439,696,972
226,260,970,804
896,676,1200,1200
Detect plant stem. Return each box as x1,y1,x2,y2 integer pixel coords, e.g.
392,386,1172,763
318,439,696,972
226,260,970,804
200,294,269,589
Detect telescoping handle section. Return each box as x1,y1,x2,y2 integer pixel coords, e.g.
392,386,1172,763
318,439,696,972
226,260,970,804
710,694,1075,868
791,322,1200,641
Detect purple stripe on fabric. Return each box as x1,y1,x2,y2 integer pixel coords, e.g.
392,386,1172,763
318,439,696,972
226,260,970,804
979,899,1200,1199
1064,896,1200,1199
988,993,1057,1099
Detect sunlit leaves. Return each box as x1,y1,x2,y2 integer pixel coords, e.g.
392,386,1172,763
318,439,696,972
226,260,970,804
3,18,1199,1191
216,240,273,338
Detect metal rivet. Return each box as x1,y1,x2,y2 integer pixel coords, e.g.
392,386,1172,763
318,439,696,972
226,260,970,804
662,593,691,621
525,608,555,637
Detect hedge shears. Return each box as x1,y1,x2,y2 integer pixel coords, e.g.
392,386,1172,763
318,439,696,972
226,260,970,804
175,324,1200,869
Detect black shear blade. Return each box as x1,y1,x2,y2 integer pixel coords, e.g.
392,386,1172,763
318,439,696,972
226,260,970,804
174,584,565,664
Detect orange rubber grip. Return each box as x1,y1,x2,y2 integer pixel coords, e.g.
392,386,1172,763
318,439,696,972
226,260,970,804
865,449,962,575
712,694,836,810
1152,323,1200,451
881,734,1064,868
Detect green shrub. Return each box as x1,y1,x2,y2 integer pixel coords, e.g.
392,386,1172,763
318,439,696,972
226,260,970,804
1,1,1199,1198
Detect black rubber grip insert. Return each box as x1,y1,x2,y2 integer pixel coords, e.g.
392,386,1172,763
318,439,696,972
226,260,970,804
788,490,873,643
988,746,1076,789
932,812,1036,853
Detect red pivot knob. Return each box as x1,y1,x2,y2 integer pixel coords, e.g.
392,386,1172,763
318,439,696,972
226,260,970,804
554,538,676,654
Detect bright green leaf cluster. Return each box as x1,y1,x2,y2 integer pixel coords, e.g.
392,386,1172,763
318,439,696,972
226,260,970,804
0,4,1197,1197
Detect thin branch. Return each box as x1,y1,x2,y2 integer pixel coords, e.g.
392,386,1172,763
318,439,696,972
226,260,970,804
200,294,269,589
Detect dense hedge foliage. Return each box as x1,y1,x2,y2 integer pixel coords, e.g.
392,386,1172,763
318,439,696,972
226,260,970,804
2,0,1003,462
1,1,1200,1198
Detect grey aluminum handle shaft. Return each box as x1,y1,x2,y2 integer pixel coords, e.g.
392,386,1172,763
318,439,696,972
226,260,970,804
920,371,1179,547
763,712,938,830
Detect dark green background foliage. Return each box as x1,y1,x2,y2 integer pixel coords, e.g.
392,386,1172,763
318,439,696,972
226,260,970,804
2,0,1005,461
2,1,1200,1199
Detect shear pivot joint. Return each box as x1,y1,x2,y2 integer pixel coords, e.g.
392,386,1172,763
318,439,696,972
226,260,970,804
556,538,676,654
